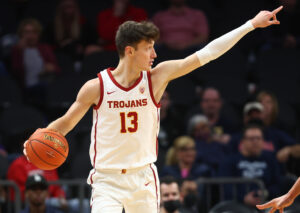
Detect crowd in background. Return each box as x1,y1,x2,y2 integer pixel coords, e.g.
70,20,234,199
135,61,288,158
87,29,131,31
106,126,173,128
0,0,300,212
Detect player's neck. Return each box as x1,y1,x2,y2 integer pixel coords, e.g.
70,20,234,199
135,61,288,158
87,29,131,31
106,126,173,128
113,59,142,88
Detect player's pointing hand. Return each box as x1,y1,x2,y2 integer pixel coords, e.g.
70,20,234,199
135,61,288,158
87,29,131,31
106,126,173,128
256,194,294,213
251,6,283,28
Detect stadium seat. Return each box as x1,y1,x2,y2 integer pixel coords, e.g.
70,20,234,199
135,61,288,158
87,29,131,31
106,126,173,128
0,104,47,153
81,51,119,80
256,49,300,107
69,133,92,179
196,47,249,107
45,74,85,119
0,76,22,109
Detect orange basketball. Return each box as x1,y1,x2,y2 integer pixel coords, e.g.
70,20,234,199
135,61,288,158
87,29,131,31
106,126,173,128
25,128,69,170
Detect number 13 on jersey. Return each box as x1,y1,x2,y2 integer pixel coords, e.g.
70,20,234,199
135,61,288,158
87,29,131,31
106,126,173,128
120,112,138,133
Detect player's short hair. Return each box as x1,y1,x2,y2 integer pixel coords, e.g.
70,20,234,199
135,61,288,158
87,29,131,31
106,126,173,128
115,21,159,58
160,176,182,188
17,18,43,37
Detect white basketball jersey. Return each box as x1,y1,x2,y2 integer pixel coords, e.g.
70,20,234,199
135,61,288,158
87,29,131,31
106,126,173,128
89,68,160,173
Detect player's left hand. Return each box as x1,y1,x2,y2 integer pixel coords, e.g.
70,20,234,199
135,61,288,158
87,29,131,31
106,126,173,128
23,140,30,162
251,6,283,28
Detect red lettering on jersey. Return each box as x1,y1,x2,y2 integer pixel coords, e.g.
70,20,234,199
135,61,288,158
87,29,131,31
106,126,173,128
131,100,136,107
136,99,142,107
142,99,147,106
125,100,130,108
107,101,113,108
114,101,119,108
105,99,147,108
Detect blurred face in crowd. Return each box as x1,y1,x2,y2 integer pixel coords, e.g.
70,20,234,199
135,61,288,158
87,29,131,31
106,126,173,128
180,180,198,198
21,24,40,46
161,182,181,203
200,89,222,118
260,94,273,118
60,0,78,17
177,143,196,165
244,109,263,124
25,185,48,207
192,121,211,141
242,128,264,156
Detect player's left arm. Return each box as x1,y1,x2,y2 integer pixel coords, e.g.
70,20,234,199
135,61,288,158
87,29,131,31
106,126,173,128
151,6,283,98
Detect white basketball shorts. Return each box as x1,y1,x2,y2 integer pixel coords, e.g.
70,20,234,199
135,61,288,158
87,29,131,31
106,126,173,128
90,163,160,213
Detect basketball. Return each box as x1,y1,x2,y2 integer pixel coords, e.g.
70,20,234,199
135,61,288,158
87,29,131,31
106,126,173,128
25,128,69,170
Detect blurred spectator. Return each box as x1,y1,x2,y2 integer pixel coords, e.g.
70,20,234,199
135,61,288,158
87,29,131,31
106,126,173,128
161,136,212,180
43,0,97,61
160,176,193,213
256,90,295,135
180,179,200,213
157,90,184,173
11,18,60,105
187,114,226,175
152,0,209,51
96,0,147,51
257,91,279,127
6,156,67,209
219,124,282,208
186,87,238,145
21,174,64,213
262,0,300,49
228,102,300,165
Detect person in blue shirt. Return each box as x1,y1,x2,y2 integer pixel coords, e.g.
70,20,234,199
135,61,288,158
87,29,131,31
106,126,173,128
219,124,282,208
21,174,64,213
228,102,297,164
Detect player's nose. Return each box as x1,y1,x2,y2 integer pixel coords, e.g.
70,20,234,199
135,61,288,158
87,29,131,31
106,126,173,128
151,48,157,59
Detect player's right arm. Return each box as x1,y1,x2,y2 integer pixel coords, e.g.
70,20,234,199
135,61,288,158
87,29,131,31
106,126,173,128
257,177,300,212
46,78,100,136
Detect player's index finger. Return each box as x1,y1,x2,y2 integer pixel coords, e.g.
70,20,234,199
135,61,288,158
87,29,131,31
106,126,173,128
256,202,273,209
272,6,283,15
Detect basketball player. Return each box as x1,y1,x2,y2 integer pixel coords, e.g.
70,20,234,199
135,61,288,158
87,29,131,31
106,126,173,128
24,6,283,213
257,177,300,213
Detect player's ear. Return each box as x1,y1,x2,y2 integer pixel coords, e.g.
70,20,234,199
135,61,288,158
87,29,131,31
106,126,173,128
124,46,134,57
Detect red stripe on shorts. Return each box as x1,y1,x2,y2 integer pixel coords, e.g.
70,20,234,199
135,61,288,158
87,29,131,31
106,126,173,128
150,164,159,212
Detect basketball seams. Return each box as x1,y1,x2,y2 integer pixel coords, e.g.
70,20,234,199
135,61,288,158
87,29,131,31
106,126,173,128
29,140,59,167
31,139,67,158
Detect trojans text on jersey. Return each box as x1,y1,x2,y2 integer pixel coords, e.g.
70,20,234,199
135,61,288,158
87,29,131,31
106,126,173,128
107,99,148,108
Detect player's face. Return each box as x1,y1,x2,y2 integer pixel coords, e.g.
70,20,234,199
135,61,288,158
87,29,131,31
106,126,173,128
161,183,181,202
133,40,157,71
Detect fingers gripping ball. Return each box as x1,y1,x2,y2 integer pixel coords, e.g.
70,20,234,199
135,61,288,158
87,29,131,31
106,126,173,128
25,129,69,170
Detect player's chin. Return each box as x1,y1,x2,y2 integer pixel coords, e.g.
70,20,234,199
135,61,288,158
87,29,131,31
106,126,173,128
146,65,152,70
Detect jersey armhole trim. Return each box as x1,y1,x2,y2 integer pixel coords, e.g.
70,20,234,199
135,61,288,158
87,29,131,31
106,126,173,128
147,71,161,108
93,72,104,110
